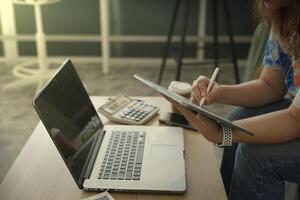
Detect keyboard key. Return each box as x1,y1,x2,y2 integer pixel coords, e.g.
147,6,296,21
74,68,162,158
98,130,145,181
134,168,141,172
135,147,144,164
127,166,133,171
120,166,126,170
128,162,134,166
128,163,134,168
125,172,132,179
133,172,141,176
118,173,125,180
135,163,142,168
110,173,117,180
112,170,118,174
103,175,109,179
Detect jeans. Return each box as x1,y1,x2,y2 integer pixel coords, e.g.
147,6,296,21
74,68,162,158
220,99,300,200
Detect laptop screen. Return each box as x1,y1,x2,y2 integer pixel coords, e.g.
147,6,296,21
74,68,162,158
33,60,104,188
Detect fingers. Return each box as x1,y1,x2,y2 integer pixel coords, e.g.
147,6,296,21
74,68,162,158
192,76,210,103
192,76,221,105
191,96,198,104
176,105,208,132
205,88,216,104
192,80,202,102
175,104,200,127
197,76,210,97
175,104,194,118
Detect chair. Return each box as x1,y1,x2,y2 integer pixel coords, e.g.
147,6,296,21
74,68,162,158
243,23,269,81
2,0,60,93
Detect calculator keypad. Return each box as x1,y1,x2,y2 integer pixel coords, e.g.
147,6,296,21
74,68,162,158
118,102,157,122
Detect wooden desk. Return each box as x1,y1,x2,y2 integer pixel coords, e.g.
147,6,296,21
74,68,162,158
0,97,226,200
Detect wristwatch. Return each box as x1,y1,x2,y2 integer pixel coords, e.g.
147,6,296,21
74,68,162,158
217,125,232,147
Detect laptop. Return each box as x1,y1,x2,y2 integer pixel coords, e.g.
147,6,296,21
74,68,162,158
32,59,186,193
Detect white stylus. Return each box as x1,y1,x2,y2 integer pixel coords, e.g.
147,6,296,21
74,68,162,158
199,67,220,107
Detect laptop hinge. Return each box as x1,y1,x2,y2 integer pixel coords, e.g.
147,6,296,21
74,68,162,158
83,129,106,180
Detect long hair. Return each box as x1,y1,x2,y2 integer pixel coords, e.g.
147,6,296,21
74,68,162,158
255,0,300,59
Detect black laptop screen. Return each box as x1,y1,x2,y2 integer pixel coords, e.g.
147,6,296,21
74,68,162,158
33,60,104,188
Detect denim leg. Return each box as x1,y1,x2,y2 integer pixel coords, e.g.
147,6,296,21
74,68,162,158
229,141,300,200
221,99,292,195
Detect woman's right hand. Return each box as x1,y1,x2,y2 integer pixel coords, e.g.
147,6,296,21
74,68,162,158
191,75,224,105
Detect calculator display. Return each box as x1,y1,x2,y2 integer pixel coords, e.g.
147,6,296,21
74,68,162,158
103,96,130,114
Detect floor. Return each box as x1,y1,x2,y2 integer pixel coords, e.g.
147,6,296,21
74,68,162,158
0,62,242,183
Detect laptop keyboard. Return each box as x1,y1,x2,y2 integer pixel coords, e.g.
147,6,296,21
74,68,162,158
98,131,145,181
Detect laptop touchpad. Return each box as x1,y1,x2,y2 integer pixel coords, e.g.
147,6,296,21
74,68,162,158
150,145,179,163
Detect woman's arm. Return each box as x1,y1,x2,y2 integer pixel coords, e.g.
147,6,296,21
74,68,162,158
193,67,287,107
233,104,300,144
219,67,287,107
168,99,300,145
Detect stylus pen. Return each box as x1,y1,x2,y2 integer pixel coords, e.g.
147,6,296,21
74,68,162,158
199,67,220,107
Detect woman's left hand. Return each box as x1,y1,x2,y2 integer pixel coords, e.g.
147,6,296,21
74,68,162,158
164,96,223,143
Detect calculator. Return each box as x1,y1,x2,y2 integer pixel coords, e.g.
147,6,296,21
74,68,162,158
98,95,159,125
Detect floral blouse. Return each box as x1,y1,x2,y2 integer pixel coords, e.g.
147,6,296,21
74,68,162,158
263,35,299,96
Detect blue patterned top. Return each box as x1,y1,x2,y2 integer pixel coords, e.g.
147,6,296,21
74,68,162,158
263,36,297,96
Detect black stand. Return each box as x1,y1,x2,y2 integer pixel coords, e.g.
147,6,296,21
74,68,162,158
157,0,240,84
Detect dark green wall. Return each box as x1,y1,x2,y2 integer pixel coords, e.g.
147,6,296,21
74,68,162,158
0,0,254,58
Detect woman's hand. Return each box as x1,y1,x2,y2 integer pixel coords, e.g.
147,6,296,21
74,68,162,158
191,75,224,105
163,96,223,143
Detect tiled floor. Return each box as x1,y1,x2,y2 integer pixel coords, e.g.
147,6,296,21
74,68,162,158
0,62,242,183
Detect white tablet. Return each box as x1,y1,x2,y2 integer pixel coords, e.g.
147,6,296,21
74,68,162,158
134,74,254,136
